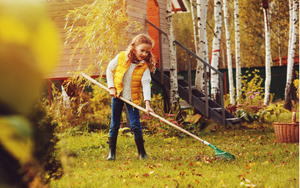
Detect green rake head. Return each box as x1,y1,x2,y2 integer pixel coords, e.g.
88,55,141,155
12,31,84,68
214,147,236,160
204,141,235,160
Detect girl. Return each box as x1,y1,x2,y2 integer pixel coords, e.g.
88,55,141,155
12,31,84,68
106,34,156,160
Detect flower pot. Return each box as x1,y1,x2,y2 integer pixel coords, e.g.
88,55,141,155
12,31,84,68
273,112,299,143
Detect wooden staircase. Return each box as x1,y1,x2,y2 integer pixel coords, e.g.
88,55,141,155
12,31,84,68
146,19,240,127
151,69,240,126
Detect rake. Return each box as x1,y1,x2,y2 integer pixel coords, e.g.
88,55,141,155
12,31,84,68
81,73,235,160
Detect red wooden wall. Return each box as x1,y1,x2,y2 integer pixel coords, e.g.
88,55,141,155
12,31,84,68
147,0,160,66
274,54,299,66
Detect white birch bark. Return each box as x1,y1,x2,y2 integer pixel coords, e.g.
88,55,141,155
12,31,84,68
199,0,209,92
189,0,198,55
284,0,298,110
195,0,204,90
223,0,235,105
221,43,226,68
166,0,179,108
204,1,210,90
277,3,282,66
263,8,272,105
287,0,293,69
210,0,222,101
234,0,241,102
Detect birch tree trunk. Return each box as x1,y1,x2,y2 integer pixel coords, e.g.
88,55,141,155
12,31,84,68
199,0,209,92
166,0,180,109
287,0,293,69
278,24,282,66
195,0,204,90
189,0,198,55
204,0,209,70
234,0,241,102
284,0,298,110
221,42,226,68
263,8,272,105
223,0,235,105
278,3,282,66
210,0,222,101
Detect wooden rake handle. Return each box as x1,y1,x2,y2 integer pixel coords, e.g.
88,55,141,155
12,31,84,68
81,73,204,143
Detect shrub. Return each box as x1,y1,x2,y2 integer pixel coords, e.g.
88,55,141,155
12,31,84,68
46,78,111,132
240,69,265,105
140,94,210,137
29,100,63,184
236,102,293,124
294,71,299,99
257,103,290,123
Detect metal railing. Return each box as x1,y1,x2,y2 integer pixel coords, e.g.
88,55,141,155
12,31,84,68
145,19,225,125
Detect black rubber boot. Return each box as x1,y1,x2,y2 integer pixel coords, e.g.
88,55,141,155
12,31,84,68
106,137,117,161
135,138,148,160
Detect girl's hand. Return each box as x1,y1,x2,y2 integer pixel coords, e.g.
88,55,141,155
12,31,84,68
145,100,154,115
109,87,117,98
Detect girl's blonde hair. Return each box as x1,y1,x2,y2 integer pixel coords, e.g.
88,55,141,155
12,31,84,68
125,34,156,73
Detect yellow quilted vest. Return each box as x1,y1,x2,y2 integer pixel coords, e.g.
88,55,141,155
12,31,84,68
114,51,149,105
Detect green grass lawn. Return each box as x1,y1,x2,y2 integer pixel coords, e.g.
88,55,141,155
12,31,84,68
50,127,299,188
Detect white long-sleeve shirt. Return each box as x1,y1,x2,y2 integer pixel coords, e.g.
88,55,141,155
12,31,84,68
106,54,152,102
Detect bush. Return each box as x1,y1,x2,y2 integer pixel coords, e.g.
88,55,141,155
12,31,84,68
29,101,63,184
140,93,211,137
294,71,299,99
47,78,111,132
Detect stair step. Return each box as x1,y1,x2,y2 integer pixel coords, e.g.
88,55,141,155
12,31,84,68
198,97,210,101
184,86,197,90
179,100,193,109
152,46,240,127
212,107,223,112
226,118,240,123
177,76,184,80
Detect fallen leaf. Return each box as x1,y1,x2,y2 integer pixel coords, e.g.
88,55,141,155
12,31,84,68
143,173,149,177
245,179,251,183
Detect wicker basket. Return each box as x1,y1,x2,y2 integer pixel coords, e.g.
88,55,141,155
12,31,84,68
273,122,299,143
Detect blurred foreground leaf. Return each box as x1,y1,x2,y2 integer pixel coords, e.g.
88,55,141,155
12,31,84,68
0,116,32,164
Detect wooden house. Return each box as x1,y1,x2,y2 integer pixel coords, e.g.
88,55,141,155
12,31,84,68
39,0,241,127
273,54,299,66
39,0,188,80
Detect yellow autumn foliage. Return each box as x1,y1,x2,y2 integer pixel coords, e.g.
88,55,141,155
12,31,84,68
293,79,299,99
0,0,60,170
0,0,61,115
0,116,33,164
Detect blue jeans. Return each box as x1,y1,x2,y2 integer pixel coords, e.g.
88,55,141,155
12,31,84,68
109,97,143,139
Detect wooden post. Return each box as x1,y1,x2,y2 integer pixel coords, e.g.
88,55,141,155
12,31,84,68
224,72,227,100
159,31,164,85
293,67,296,104
187,52,192,104
219,76,225,126
204,64,209,117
